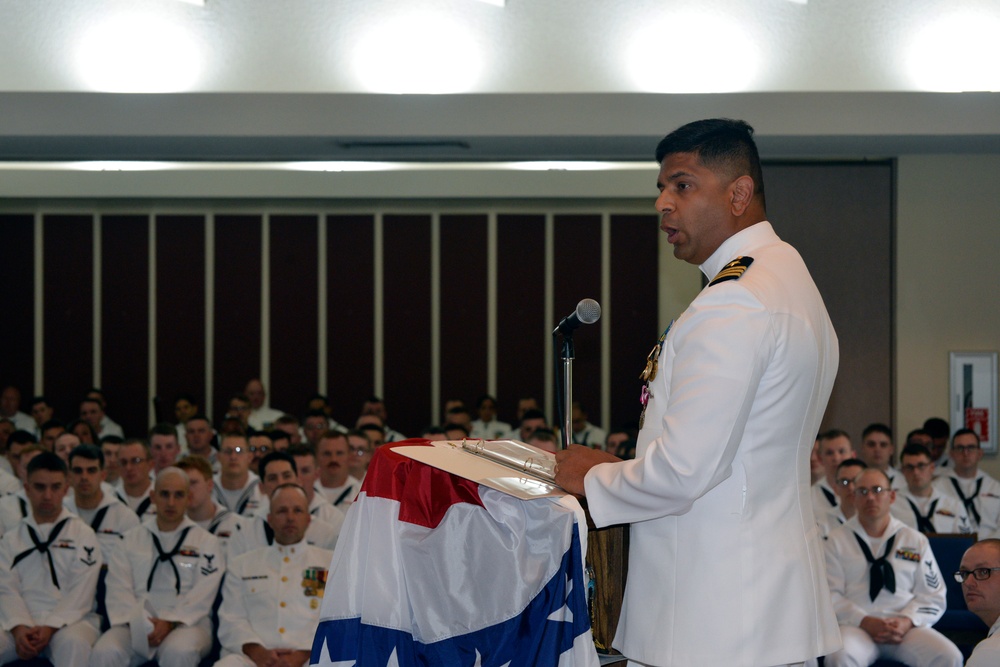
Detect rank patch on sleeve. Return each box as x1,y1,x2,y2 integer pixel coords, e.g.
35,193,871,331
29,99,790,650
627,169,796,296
708,256,754,286
895,547,921,563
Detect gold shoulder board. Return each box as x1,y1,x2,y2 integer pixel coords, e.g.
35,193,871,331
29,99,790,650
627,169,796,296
708,256,754,287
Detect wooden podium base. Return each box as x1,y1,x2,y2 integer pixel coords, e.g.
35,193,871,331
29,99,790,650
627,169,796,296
584,508,628,663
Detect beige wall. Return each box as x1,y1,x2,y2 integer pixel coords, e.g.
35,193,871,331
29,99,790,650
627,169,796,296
897,154,1000,476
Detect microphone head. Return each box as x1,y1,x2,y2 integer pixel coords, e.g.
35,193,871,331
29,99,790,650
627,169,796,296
575,298,602,325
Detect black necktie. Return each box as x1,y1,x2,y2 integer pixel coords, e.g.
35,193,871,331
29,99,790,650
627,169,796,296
907,498,938,534
950,478,982,525
135,496,153,518
854,532,896,601
90,506,111,532
12,518,71,589
148,526,192,594
263,520,275,545
821,486,837,507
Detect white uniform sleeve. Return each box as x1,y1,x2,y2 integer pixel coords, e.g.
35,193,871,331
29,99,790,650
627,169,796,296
824,533,870,627
43,523,103,628
0,532,35,630
217,554,264,653
161,532,225,627
898,537,947,627
104,528,141,627
585,283,773,524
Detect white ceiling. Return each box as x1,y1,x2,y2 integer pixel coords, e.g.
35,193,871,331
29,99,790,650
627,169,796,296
1,0,999,161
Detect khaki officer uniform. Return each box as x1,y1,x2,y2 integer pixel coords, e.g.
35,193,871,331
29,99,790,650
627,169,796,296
0,508,103,667
92,515,224,667
216,540,333,666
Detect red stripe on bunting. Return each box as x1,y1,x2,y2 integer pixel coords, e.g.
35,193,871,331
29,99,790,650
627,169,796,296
361,440,484,529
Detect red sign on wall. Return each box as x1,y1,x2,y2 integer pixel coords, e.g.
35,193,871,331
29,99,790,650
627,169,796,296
966,408,990,441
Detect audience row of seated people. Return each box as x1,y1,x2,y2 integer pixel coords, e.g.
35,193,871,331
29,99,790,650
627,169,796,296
0,424,365,667
16,382,1000,666
811,419,999,666
0,379,633,667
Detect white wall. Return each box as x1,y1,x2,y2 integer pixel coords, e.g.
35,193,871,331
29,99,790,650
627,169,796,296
897,154,1000,476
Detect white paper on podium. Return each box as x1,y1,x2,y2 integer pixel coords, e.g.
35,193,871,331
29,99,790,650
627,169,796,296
393,440,568,500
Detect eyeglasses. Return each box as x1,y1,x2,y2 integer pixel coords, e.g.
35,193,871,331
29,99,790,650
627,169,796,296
248,445,271,454
901,463,931,472
835,478,855,487
351,447,371,457
119,457,149,467
854,486,889,497
954,567,1000,583
220,447,246,456
953,445,981,453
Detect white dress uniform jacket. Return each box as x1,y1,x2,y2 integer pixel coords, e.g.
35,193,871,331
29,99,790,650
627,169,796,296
198,503,244,552
470,418,512,440
64,491,140,560
258,492,347,533
0,508,103,631
813,478,841,528
316,475,361,510
966,615,1000,667
227,514,339,558
933,471,1000,539
213,473,264,517
824,516,946,628
0,466,19,495
0,490,29,537
584,222,841,666
104,516,224,628
218,540,333,658
890,489,972,535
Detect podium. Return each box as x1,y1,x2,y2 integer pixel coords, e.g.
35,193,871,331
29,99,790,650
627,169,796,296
585,515,628,664
311,441,625,667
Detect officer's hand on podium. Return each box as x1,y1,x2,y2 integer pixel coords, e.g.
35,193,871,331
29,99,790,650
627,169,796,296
554,444,621,496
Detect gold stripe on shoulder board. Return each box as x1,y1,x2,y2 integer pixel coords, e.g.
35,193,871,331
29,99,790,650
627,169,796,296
708,256,754,287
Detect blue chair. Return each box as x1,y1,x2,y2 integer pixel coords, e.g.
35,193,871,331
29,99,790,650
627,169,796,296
928,533,989,660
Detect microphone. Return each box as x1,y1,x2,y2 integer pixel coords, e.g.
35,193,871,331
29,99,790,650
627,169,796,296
553,298,602,335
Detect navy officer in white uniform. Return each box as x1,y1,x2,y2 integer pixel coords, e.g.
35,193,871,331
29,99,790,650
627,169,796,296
555,118,841,667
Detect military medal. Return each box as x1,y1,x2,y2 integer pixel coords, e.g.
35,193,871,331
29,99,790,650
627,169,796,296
302,567,328,599
638,321,673,429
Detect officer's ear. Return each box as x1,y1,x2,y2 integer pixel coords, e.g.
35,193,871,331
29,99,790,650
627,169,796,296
730,175,754,217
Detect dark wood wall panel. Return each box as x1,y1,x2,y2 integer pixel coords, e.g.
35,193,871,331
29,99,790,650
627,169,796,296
0,214,35,397
269,214,319,414
101,215,149,437
609,214,660,432
553,214,603,429
43,214,94,422
763,162,893,441
439,214,489,411
213,214,262,422
382,214,432,436
495,214,547,426
156,214,206,422
326,214,375,426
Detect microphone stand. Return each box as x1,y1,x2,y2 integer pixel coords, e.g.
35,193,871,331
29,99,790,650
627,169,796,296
558,332,574,450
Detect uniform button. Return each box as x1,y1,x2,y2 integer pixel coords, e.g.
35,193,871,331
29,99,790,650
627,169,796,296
279,627,285,634
281,576,288,582
283,556,289,563
280,601,286,608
